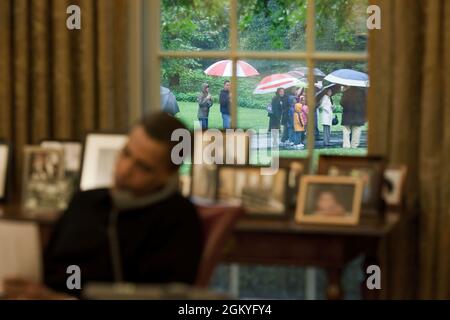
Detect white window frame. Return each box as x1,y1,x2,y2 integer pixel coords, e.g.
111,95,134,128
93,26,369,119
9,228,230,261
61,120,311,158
131,0,368,168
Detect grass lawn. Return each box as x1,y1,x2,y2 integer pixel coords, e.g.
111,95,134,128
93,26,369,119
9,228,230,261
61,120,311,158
176,101,367,132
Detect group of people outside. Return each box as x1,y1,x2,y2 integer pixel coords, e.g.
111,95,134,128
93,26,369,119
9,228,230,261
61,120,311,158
268,84,367,149
268,87,309,150
196,79,366,150
318,85,367,149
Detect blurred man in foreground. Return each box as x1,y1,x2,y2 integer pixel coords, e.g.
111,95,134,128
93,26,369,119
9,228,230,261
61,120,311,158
4,112,203,299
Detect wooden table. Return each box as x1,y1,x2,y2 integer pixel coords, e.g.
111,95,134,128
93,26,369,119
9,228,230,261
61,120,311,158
222,213,401,299
0,204,401,300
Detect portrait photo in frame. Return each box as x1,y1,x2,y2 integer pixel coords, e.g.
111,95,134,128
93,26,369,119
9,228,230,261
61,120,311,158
216,165,289,218
79,133,128,191
41,140,83,175
318,155,385,216
295,175,364,226
22,146,68,211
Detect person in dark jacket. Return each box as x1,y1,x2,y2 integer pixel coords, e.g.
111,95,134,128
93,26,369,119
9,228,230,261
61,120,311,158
281,87,297,147
340,86,367,148
197,83,213,129
268,87,285,131
219,80,231,129
3,112,203,299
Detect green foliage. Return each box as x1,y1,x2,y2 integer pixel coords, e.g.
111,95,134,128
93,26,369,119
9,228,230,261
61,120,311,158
161,0,229,84
174,92,198,103
163,68,223,95
161,0,368,108
238,0,308,50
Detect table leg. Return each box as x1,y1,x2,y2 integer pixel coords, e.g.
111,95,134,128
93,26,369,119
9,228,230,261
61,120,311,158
229,264,240,298
326,268,343,300
305,268,317,300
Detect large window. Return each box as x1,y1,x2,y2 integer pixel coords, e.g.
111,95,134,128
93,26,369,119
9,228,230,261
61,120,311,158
149,0,369,171
142,0,369,298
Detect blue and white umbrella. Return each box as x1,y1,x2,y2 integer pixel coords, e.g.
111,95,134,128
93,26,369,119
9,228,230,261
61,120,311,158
324,69,369,88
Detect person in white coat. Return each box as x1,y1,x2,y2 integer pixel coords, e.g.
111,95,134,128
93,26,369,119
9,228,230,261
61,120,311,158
320,88,334,147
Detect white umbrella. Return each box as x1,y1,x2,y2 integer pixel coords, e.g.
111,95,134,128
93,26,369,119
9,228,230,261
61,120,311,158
253,73,307,94
204,60,259,77
324,69,370,87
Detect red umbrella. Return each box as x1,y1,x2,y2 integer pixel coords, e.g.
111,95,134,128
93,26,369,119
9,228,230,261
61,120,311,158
253,73,306,94
204,60,259,77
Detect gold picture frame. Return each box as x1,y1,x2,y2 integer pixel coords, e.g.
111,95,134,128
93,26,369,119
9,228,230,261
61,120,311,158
22,146,67,211
295,175,364,226
216,164,289,218
317,155,386,217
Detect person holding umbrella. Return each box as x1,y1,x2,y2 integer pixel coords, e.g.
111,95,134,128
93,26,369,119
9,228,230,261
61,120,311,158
197,83,213,130
323,69,369,148
281,87,297,147
268,87,285,131
340,86,367,148
319,88,335,147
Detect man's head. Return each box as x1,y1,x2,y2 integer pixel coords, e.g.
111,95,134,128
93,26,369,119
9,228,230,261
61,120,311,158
290,86,297,95
224,80,230,91
276,88,285,96
114,112,187,197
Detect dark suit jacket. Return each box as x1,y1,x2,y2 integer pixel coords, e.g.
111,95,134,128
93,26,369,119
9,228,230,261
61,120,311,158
44,189,203,296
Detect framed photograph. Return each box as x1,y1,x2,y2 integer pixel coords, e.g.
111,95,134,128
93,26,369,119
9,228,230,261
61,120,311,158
318,155,385,215
216,165,289,217
382,165,408,207
278,157,309,209
41,140,83,174
0,143,11,201
190,129,251,203
79,133,128,191
295,175,364,226
22,146,69,211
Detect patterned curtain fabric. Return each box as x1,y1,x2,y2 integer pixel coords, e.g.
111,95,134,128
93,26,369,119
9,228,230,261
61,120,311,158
0,0,129,189
369,0,450,299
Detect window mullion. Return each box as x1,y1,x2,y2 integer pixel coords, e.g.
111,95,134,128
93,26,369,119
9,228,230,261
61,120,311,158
306,0,316,173
230,0,238,128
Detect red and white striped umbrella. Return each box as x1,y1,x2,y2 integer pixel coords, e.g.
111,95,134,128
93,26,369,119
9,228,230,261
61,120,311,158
253,73,307,94
204,60,259,77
